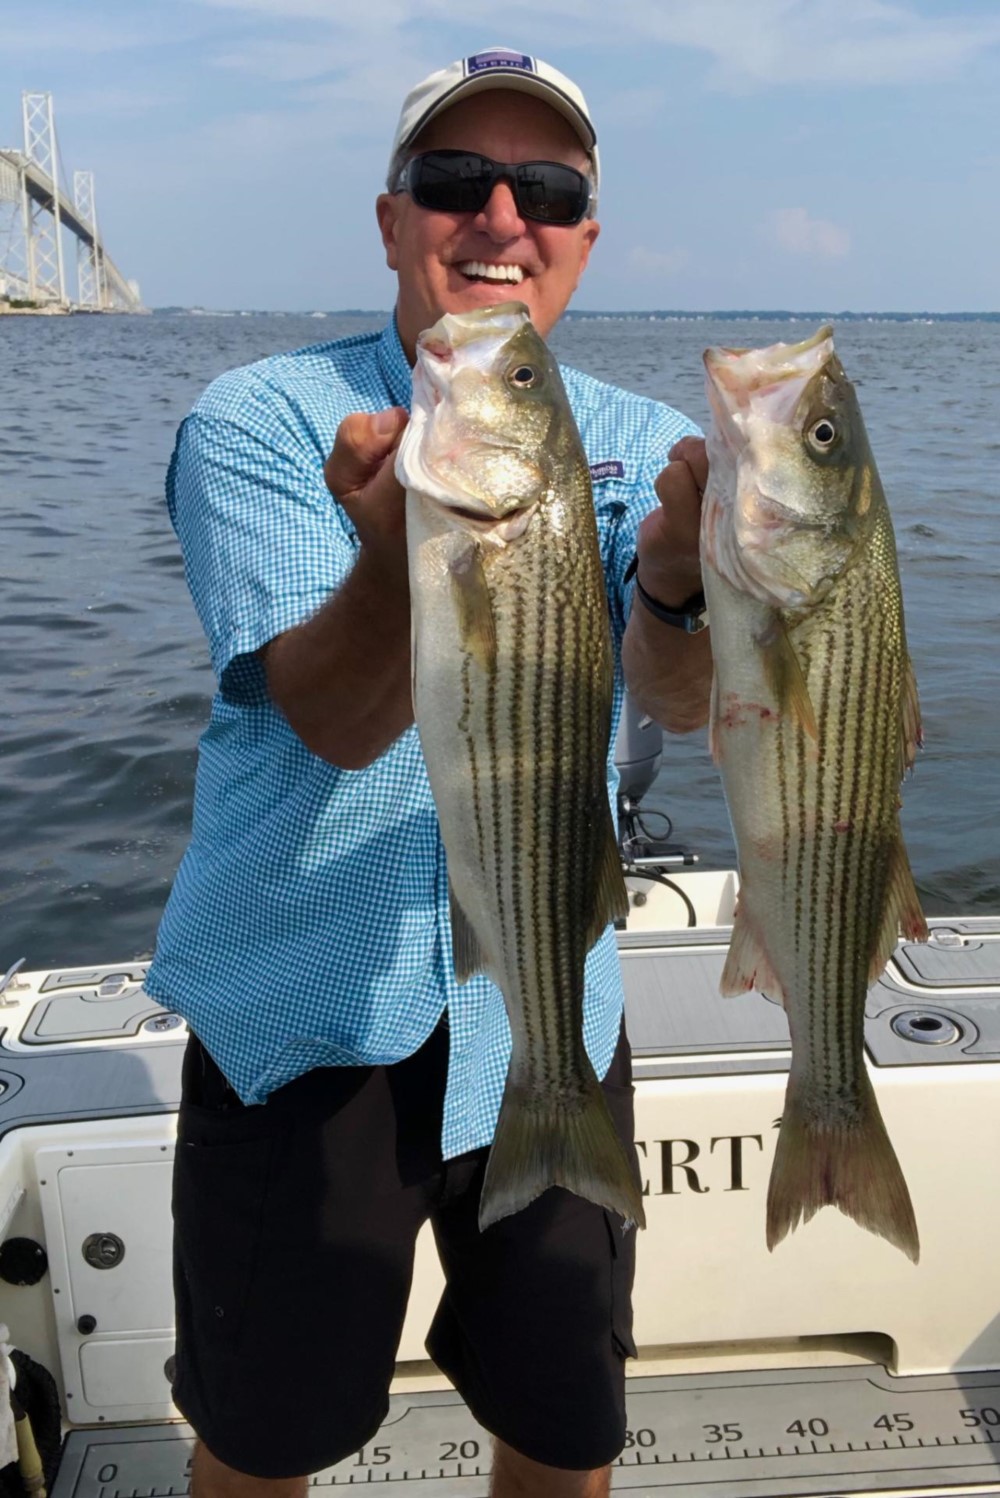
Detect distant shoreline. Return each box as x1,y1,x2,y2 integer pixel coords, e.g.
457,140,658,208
149,306,1000,323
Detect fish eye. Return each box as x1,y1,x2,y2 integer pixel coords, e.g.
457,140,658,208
508,364,538,389
807,417,837,452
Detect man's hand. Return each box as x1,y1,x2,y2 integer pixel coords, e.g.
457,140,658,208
621,435,713,735
634,435,708,607
324,407,409,590
263,406,415,769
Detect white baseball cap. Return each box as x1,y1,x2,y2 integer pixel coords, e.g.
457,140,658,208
390,47,600,194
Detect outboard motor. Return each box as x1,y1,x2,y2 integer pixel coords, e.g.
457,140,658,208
614,692,662,805
614,693,697,871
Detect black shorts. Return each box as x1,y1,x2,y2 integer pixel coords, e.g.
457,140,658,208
171,1019,639,1479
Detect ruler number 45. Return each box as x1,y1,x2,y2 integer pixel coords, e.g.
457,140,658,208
873,1412,914,1433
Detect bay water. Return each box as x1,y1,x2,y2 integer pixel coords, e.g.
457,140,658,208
1,311,997,970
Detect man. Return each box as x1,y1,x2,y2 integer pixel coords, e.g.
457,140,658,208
148,47,711,1498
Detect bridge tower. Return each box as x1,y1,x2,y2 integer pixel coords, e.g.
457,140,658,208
21,91,67,304
73,169,106,309
0,91,142,312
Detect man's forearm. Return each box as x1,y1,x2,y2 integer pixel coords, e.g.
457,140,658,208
621,603,712,734
264,549,413,769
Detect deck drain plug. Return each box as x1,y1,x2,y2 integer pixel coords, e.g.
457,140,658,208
890,1009,962,1045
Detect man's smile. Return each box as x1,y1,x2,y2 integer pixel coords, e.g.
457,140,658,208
455,261,526,285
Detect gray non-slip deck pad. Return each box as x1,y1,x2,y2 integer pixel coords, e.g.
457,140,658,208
52,1363,1000,1497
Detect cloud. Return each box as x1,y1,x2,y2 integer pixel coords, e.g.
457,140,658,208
627,244,688,277
0,9,207,57
190,0,1000,89
768,207,850,258
598,87,667,128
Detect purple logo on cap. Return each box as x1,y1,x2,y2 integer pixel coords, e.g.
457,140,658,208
590,460,625,482
466,50,534,76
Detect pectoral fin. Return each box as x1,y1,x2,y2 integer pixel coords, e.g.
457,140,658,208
708,672,721,764
758,616,817,743
450,544,496,672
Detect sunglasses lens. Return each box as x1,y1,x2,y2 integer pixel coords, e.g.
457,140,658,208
409,153,492,214
407,153,589,225
515,163,588,224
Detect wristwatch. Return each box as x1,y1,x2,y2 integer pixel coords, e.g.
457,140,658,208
624,554,708,634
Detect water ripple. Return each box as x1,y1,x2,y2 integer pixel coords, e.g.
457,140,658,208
1,311,997,967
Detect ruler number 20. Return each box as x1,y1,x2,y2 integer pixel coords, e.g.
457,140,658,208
440,1440,481,1460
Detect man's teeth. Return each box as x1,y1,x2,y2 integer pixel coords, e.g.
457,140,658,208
458,261,525,284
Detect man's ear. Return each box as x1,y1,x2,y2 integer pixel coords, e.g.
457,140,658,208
574,218,600,290
376,194,401,270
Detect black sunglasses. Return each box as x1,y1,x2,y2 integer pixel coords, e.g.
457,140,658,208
393,149,593,226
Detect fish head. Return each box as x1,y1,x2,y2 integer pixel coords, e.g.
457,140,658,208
703,325,877,609
397,303,563,544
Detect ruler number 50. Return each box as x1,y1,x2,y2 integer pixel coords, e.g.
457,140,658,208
961,1407,1000,1428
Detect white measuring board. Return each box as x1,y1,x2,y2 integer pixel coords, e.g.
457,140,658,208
51,1364,1000,1497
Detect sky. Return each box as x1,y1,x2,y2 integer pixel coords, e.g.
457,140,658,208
1,0,998,313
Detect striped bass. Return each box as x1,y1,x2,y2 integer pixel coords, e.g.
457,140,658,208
395,302,643,1233
701,325,927,1262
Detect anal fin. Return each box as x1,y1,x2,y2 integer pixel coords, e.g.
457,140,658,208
586,815,630,951
899,656,922,778
721,896,786,1003
449,881,488,983
868,833,928,983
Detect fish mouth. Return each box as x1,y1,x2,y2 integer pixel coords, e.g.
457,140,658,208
396,305,544,535
418,303,530,350
413,304,530,408
705,324,834,446
424,492,537,543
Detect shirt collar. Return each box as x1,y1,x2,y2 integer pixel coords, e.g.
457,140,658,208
377,313,413,409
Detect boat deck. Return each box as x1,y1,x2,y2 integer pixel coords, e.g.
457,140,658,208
3,876,1000,1498
53,1361,1000,1496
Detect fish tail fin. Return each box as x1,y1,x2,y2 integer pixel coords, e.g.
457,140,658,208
767,1074,919,1263
478,1066,646,1233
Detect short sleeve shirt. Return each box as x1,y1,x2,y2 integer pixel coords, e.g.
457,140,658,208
144,316,699,1158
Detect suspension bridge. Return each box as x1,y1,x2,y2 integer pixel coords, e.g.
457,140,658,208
0,92,143,313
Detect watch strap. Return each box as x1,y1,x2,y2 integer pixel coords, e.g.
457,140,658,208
624,554,708,633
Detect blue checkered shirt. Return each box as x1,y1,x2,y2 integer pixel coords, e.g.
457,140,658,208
145,316,697,1155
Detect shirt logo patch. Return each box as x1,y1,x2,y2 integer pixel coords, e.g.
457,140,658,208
466,50,534,75
589,460,625,482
